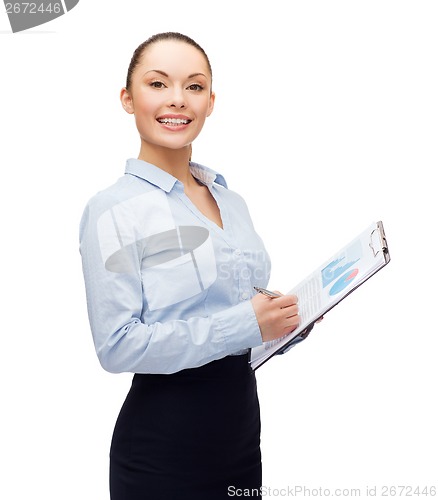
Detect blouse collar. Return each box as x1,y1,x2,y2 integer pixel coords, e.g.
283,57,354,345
125,158,228,192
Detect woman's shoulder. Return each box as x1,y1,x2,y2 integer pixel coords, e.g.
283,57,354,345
83,171,145,213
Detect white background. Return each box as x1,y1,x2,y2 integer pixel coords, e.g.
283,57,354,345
1,1,437,498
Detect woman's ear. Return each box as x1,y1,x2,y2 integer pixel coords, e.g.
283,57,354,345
120,87,134,114
207,91,216,117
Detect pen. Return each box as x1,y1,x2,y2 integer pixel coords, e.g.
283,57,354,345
253,286,282,298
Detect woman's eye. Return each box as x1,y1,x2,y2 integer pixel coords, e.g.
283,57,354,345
150,81,165,89
187,83,204,91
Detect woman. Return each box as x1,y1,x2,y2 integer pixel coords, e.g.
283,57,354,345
80,32,300,500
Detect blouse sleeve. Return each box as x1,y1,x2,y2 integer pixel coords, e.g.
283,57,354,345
79,197,263,375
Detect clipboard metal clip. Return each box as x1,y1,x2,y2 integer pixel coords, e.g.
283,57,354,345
369,221,389,259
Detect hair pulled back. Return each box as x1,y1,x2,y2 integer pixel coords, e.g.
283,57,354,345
125,32,213,92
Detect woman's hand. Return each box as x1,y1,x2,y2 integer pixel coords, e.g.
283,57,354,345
251,292,300,342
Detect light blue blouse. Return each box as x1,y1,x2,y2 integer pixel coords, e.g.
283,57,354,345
79,158,271,374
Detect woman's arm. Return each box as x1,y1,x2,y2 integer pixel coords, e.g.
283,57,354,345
80,202,264,375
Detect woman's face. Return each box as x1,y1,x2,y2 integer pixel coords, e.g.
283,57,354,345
123,40,215,153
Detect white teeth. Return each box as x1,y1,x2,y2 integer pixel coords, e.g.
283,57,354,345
158,118,190,125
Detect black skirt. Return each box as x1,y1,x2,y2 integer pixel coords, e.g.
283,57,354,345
109,353,262,500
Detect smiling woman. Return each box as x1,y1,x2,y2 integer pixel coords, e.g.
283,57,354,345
79,32,302,500
120,33,215,170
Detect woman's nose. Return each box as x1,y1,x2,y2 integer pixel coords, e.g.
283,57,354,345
168,88,186,108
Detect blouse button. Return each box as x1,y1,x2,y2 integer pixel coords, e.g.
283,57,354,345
241,291,249,300
234,248,242,256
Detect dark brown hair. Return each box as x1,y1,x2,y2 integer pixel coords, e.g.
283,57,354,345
125,32,213,92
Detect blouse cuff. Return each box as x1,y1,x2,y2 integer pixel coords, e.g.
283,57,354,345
215,300,263,355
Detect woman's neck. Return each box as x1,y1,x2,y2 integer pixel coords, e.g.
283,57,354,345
137,143,195,187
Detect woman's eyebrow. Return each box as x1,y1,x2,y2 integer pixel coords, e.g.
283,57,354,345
142,70,207,79
142,69,168,77
188,72,207,79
